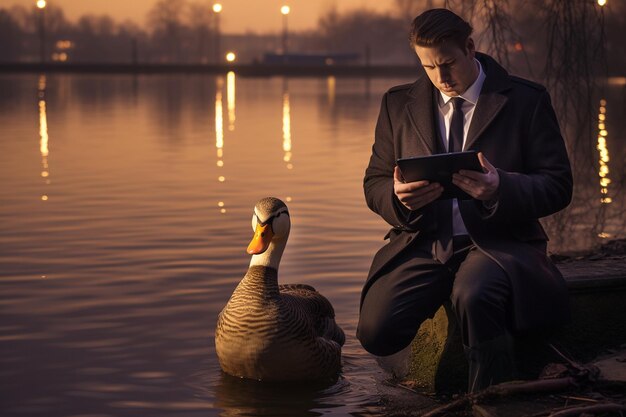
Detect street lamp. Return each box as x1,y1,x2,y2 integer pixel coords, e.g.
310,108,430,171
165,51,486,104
36,0,46,64
213,3,222,64
281,5,290,59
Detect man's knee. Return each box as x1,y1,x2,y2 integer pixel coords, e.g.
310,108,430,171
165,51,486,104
452,263,509,318
357,315,411,357
451,279,488,316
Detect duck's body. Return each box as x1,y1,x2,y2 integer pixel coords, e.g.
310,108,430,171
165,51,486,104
215,197,344,381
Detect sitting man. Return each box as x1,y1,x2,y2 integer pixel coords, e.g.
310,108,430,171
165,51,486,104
357,8,573,392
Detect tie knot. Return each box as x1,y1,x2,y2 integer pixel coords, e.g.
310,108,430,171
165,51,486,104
451,97,464,110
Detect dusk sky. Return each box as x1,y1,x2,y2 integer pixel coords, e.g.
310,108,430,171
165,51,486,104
0,0,397,33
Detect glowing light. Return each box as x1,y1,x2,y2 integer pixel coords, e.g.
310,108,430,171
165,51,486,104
41,195,48,201
220,208,226,214
217,160,224,167
514,42,523,51
218,201,225,207
36,0,46,9
281,5,290,15
597,0,607,6
218,176,225,182
56,40,73,49
213,3,222,13
598,232,611,238
226,71,236,131
285,196,292,202
52,52,68,62
225,52,236,62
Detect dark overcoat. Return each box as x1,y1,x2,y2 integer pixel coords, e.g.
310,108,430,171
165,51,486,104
361,53,573,332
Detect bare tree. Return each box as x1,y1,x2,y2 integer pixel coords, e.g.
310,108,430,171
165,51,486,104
0,9,22,62
147,0,187,62
187,1,213,63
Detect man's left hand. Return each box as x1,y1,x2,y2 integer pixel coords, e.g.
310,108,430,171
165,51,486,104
452,152,499,201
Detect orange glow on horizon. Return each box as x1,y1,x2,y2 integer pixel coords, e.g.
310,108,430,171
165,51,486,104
3,0,395,34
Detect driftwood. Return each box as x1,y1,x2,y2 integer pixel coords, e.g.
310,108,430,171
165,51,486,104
421,377,578,417
548,403,626,417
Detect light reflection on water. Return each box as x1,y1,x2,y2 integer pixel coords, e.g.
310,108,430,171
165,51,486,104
0,73,624,416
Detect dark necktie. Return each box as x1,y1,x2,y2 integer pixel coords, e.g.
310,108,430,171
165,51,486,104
449,97,465,153
435,97,465,263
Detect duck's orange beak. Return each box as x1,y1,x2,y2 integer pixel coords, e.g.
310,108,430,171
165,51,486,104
247,223,274,255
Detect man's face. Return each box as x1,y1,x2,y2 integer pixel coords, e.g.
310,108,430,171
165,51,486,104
414,38,478,97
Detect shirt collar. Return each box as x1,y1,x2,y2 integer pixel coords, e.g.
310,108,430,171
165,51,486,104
439,58,485,107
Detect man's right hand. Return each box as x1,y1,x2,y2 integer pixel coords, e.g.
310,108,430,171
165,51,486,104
394,166,443,210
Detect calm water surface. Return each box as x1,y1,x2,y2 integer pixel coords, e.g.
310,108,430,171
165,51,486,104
1,73,624,416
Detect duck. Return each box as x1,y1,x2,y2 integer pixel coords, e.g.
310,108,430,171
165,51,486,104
215,197,345,381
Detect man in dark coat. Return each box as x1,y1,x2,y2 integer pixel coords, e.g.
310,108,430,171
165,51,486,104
356,8,573,391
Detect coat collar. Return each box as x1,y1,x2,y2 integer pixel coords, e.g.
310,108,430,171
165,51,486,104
404,52,513,154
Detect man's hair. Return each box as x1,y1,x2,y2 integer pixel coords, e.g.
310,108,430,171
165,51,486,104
409,8,473,50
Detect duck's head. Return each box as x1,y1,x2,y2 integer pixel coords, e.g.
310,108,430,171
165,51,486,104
247,197,290,255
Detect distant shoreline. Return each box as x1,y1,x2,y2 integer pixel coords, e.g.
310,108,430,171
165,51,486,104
0,62,420,78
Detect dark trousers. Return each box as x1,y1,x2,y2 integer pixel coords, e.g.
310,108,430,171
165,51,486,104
357,236,511,357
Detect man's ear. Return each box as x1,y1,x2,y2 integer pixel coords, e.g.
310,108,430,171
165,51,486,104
466,37,476,57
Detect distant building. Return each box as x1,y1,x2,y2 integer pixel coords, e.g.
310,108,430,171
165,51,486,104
262,52,360,66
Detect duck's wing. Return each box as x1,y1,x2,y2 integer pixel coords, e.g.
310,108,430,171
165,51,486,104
279,284,345,346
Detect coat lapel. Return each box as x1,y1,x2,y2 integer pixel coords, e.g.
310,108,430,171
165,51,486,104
465,54,513,150
405,75,438,155
465,93,507,150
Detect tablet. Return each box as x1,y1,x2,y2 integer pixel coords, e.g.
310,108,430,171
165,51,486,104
396,151,483,200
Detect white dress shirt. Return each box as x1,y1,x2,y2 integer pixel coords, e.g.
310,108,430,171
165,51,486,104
436,59,486,236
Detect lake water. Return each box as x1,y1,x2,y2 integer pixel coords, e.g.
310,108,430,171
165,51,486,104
1,73,624,417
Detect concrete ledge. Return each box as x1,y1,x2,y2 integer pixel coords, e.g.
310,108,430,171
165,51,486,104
407,258,626,393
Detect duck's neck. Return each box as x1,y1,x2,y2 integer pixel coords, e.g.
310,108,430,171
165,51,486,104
249,236,287,270
243,265,280,299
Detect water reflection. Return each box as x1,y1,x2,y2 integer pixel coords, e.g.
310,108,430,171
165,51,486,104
597,98,611,205
282,81,293,171
213,372,345,417
327,76,336,107
38,74,50,202
227,71,236,132
215,76,227,214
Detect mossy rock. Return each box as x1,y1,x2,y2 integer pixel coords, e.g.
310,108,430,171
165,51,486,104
407,302,467,393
